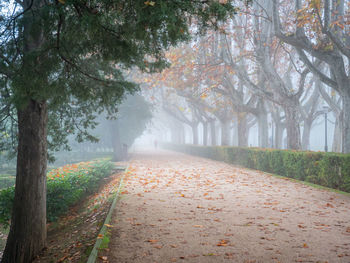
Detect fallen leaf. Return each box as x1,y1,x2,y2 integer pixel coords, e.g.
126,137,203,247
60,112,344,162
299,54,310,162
147,239,158,243
217,239,229,246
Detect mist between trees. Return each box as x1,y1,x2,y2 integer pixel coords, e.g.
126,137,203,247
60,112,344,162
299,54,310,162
136,0,350,154
0,0,349,262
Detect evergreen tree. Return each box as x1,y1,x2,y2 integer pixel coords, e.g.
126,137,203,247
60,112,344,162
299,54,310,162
102,93,153,161
0,0,236,261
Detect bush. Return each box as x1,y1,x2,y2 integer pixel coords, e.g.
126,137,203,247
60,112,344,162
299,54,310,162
163,144,350,193
0,159,114,226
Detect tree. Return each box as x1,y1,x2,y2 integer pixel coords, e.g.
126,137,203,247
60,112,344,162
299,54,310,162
103,93,152,161
272,0,350,152
0,0,236,261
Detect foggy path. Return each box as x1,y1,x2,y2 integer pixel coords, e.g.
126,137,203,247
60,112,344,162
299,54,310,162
105,150,350,263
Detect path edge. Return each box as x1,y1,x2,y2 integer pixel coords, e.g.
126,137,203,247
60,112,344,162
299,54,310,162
87,164,128,263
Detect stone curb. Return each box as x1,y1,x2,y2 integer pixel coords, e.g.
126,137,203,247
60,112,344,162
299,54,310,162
86,165,128,263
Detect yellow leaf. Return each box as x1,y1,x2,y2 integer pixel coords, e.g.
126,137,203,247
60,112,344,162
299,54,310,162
144,1,155,6
58,0,65,3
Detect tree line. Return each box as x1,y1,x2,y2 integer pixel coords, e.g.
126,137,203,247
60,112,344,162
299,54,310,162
140,0,349,153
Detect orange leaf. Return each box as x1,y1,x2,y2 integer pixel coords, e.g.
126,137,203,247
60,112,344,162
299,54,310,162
217,240,229,246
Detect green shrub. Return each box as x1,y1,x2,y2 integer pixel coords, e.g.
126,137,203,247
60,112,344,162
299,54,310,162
0,159,114,226
163,143,350,193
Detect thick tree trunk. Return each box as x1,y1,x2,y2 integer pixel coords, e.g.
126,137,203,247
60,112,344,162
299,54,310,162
202,122,208,146
191,124,199,145
301,120,312,150
2,100,48,263
210,120,216,146
238,115,248,147
220,120,230,146
284,106,301,150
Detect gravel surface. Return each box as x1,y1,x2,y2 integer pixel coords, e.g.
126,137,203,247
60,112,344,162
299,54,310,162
103,150,350,263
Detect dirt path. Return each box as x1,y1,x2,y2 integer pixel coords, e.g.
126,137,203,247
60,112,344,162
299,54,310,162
104,150,350,263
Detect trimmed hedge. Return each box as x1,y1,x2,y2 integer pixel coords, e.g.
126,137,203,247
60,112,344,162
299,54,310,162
0,159,114,226
164,144,350,193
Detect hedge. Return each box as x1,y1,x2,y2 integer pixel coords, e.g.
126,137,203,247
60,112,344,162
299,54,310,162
0,159,114,226
164,144,350,193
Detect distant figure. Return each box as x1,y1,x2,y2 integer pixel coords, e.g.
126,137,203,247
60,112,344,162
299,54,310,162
154,140,158,149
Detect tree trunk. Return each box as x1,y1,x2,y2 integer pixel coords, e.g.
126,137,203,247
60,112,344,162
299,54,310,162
342,94,350,153
202,122,208,146
275,122,284,149
220,120,230,146
232,120,238,146
191,124,199,145
301,119,312,150
258,112,268,148
284,106,301,150
110,121,123,161
210,120,216,146
332,114,342,152
179,125,185,144
2,100,48,263
238,114,248,147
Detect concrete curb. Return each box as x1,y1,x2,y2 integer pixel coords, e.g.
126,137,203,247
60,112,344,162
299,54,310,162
87,165,128,263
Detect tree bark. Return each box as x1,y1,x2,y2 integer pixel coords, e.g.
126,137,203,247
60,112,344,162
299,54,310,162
301,119,312,150
220,120,230,146
237,114,248,147
258,112,268,148
342,94,350,153
202,122,208,146
274,122,284,149
210,120,216,146
191,124,199,145
2,100,48,263
332,114,342,152
284,106,301,150
109,121,123,161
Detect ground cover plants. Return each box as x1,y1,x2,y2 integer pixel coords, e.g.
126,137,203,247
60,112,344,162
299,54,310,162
0,159,114,227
